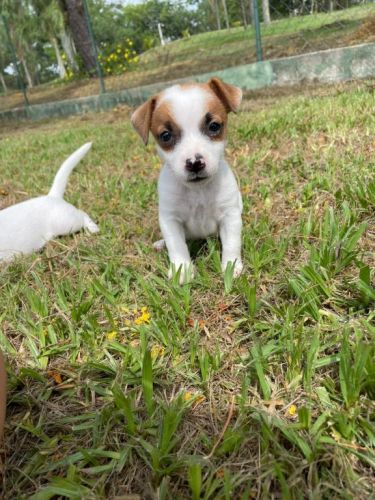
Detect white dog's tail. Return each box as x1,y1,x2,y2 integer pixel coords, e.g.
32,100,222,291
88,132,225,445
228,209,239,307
48,142,92,198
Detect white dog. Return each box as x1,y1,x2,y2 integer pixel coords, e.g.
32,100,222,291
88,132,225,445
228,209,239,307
131,77,243,283
0,142,99,262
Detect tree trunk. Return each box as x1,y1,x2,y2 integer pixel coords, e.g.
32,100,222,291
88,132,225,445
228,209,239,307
58,0,96,75
51,36,67,78
221,0,230,29
0,73,7,93
249,0,255,27
262,0,271,26
240,0,248,28
60,28,78,70
20,56,33,88
214,0,221,30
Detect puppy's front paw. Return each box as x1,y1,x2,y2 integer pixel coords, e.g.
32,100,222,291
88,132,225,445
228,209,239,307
222,259,243,278
168,262,195,284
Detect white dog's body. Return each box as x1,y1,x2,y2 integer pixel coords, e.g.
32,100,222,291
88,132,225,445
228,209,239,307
0,143,98,262
158,158,242,275
131,79,243,282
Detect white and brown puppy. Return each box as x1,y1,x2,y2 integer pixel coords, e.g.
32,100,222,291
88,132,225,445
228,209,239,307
131,78,243,283
0,143,98,263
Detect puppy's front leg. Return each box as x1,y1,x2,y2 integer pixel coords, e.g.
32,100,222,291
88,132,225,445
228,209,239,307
159,217,194,283
220,210,243,278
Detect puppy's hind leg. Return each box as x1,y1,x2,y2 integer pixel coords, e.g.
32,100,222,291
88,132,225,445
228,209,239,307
53,205,99,236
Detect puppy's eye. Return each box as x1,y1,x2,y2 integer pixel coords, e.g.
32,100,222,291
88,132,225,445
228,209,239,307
160,131,172,142
208,122,222,135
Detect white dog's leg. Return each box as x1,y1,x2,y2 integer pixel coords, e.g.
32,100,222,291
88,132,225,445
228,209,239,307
49,205,98,238
160,218,194,283
220,211,243,278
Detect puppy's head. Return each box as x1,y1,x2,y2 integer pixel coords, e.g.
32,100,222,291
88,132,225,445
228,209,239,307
131,78,242,184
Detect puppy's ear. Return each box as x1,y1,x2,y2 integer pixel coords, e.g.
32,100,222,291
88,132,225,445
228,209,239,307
208,78,242,113
131,97,157,145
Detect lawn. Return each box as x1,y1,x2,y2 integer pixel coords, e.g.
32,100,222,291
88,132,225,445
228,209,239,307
0,82,374,498
1,4,375,111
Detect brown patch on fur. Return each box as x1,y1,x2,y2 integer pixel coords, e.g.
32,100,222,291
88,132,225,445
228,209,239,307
177,79,242,114
150,100,181,151
207,78,242,113
131,97,157,144
200,97,228,141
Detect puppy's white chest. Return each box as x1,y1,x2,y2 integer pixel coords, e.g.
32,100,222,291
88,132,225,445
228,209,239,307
177,189,219,239
182,192,219,239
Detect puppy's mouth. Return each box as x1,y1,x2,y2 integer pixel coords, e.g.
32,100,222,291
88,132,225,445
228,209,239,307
187,174,208,183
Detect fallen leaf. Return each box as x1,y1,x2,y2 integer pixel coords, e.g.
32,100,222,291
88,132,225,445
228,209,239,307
48,370,63,385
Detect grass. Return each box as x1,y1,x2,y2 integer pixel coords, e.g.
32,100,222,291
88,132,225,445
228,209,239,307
0,81,375,498
1,4,375,111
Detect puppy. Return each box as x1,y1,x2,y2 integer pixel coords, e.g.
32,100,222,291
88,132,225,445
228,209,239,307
131,78,243,283
0,143,99,262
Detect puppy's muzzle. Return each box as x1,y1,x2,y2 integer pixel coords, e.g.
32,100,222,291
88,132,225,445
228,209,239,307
185,154,206,174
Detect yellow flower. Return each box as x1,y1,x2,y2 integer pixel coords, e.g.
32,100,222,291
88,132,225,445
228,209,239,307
288,404,297,416
134,307,151,325
183,391,192,401
193,395,206,408
151,345,165,359
107,331,117,340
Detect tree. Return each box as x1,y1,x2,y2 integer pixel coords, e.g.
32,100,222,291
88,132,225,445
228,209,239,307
240,0,248,27
117,0,208,52
31,0,67,78
0,0,39,88
58,0,97,74
262,0,271,25
0,25,10,92
221,0,230,29
59,28,77,70
208,0,221,30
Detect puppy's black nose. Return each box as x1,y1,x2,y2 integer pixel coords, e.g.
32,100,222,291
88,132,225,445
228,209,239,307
186,154,206,173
